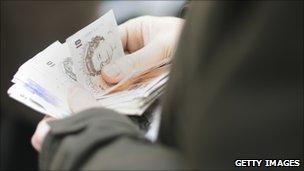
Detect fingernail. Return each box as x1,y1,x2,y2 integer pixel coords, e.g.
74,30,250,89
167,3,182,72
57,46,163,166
103,64,121,78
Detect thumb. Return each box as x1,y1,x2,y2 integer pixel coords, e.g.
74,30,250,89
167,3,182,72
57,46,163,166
31,116,54,152
101,55,134,84
102,39,168,84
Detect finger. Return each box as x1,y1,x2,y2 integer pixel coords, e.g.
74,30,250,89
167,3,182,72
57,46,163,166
102,38,169,84
118,19,145,53
68,85,101,114
31,116,53,152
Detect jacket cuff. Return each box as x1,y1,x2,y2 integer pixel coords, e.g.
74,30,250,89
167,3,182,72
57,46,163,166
39,108,143,170
48,108,135,135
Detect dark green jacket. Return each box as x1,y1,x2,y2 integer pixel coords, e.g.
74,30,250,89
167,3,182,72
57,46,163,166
40,1,303,170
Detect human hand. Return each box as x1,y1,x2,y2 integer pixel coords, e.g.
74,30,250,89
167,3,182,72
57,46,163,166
31,86,100,152
31,16,184,152
101,16,184,84
31,116,54,152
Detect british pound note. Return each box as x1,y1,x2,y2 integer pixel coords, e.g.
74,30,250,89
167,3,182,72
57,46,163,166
67,10,124,96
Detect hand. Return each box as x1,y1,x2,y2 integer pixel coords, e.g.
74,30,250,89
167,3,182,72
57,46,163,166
31,86,100,152
31,116,54,152
101,16,184,84
31,16,184,152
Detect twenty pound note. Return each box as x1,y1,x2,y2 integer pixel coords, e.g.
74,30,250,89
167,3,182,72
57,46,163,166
67,10,124,97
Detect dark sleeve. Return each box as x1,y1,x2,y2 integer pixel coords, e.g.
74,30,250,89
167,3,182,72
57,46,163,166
160,1,303,169
179,1,190,18
39,108,185,170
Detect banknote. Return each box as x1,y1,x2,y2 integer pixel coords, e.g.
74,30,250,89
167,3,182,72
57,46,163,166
67,10,124,96
8,84,48,115
102,58,171,95
12,41,78,117
8,10,170,118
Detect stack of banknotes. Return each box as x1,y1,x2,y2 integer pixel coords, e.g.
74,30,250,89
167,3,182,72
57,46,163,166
7,10,170,119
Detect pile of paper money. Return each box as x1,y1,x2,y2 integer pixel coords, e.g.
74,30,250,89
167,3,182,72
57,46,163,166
7,10,169,119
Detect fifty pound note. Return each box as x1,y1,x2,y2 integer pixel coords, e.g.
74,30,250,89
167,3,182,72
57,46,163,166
67,10,124,96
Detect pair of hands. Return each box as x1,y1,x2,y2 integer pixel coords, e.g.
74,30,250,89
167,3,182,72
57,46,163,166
31,16,184,151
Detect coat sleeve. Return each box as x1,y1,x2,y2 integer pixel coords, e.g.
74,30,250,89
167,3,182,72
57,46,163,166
39,108,185,170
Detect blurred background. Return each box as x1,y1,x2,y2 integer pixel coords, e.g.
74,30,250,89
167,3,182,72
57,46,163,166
0,1,185,170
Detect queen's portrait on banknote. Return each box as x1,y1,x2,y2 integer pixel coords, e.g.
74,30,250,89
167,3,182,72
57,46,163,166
84,34,117,90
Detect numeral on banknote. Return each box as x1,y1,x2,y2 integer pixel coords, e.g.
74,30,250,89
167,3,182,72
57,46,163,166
75,39,82,48
46,61,55,67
